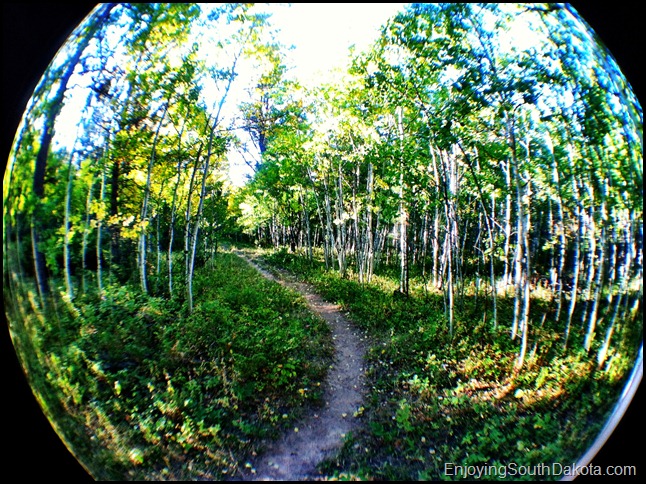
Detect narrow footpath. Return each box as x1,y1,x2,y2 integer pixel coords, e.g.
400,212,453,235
234,250,368,481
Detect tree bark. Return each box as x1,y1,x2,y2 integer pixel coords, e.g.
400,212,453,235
63,150,76,301
30,4,116,301
167,135,185,298
81,173,95,294
396,106,409,295
584,195,606,352
97,169,106,297
139,102,168,293
564,178,583,350
188,126,217,312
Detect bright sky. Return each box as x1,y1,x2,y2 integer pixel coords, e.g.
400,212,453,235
268,3,407,87
43,3,625,191
225,3,408,185
48,3,557,187
51,3,408,186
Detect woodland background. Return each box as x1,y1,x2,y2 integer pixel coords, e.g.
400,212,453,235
2,3,642,481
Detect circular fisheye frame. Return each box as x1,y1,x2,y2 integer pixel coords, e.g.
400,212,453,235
3,3,642,481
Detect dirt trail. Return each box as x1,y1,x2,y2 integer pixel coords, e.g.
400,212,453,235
234,251,367,481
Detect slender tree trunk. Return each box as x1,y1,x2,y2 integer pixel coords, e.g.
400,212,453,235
332,163,347,277
63,151,76,301
421,211,429,278
584,186,607,352
547,198,555,287
166,118,187,297
372,213,384,274
445,209,455,337
579,191,597,329
322,172,335,270
511,164,523,341
30,4,116,301
188,125,217,312
81,175,95,294
365,161,375,283
502,159,513,290
351,163,363,282
139,102,168,294
597,216,631,367
605,218,618,309
509,123,528,343
168,160,182,297
439,149,457,336
299,186,313,261
337,195,347,277
97,169,106,297
432,206,440,288
516,180,532,370
596,293,621,369
185,142,203,286
30,223,48,305
156,214,162,276
489,192,498,328
515,138,532,370
396,106,409,295
564,178,583,349
109,153,122,263
430,143,442,290
548,135,567,323
310,172,330,269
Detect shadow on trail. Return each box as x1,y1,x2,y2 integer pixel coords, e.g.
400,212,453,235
233,250,369,480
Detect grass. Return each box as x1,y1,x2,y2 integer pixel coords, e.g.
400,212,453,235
5,250,333,480
254,245,642,481
5,243,641,480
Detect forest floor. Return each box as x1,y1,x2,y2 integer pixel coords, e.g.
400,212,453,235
233,249,369,480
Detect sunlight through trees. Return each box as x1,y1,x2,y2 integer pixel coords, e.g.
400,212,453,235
4,3,642,481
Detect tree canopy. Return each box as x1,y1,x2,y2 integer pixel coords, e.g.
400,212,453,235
3,3,642,481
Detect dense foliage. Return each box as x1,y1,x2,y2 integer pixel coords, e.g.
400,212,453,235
7,251,332,479
235,4,642,372
259,247,637,480
3,3,642,481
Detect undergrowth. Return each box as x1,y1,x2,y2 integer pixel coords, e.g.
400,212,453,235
6,244,640,480
255,246,641,481
6,251,333,480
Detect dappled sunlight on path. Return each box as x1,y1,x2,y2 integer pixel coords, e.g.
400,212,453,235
233,250,368,480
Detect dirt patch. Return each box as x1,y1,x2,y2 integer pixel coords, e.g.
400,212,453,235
234,251,368,480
